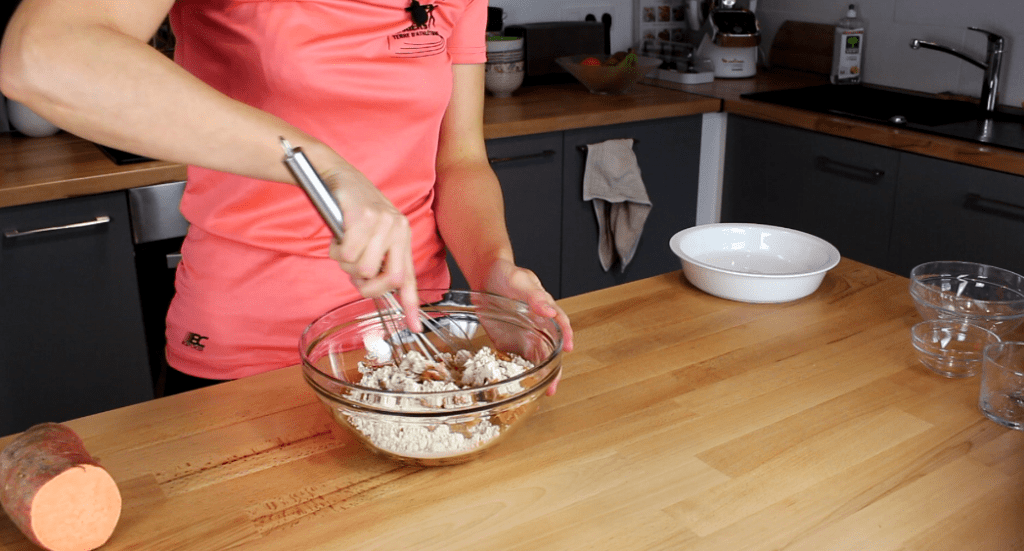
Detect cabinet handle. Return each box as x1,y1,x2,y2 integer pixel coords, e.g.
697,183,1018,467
815,156,885,182
3,216,111,239
488,149,557,165
577,139,640,153
167,252,183,269
964,193,1024,223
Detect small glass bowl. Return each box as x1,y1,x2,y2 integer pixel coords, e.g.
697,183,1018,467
911,319,1001,378
300,290,562,466
909,261,1024,338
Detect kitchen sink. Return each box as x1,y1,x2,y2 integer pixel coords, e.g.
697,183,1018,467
742,84,1024,152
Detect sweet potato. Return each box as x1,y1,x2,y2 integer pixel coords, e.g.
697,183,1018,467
0,423,121,551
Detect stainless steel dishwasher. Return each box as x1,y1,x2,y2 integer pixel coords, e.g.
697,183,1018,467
127,180,189,396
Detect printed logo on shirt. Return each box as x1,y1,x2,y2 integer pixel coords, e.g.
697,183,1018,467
389,0,445,58
183,332,209,351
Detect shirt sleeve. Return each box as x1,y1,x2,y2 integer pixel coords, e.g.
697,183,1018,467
447,0,486,64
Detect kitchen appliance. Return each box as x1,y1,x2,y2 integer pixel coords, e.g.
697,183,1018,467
127,180,189,396
700,0,760,78
504,21,607,85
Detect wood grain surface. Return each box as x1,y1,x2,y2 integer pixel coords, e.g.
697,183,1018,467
1,259,1020,550
5,71,1024,210
769,21,834,75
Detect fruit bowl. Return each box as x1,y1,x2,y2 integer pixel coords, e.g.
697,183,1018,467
555,54,662,95
300,290,563,466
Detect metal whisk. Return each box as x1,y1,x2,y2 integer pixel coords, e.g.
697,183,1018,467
280,138,467,372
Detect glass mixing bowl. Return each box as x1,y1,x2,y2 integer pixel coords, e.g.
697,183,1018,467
909,261,1024,337
300,290,562,467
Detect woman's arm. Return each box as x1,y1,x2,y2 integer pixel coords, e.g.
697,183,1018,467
0,0,420,316
434,64,574,354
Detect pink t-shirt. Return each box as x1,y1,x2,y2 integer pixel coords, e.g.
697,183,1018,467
165,0,486,379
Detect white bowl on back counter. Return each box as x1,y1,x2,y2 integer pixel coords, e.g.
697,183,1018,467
670,223,841,303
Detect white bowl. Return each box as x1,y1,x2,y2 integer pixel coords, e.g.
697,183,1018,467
669,223,841,303
486,36,523,53
7,99,60,138
485,61,524,98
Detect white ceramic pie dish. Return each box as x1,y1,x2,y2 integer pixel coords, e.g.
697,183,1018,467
669,223,841,303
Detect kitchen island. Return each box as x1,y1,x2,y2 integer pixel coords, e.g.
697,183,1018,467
1,258,1020,550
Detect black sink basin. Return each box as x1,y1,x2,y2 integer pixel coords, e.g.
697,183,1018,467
741,84,1024,152
742,84,985,126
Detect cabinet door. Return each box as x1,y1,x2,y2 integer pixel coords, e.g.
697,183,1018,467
890,153,1024,276
0,193,153,435
447,132,563,297
721,116,900,272
561,116,701,297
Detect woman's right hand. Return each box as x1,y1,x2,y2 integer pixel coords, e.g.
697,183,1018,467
322,163,421,331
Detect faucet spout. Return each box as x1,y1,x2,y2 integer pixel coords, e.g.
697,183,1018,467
909,39,986,70
908,27,1005,113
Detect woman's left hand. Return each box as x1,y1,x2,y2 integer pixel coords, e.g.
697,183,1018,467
483,258,574,396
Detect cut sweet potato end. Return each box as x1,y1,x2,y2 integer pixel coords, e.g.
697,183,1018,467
29,465,121,551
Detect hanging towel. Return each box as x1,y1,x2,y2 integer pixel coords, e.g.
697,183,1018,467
582,139,652,273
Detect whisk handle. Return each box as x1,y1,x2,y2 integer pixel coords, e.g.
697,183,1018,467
280,137,346,241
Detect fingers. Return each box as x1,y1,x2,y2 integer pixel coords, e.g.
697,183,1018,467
323,170,420,316
395,247,422,333
333,205,410,281
486,262,575,355
527,290,574,353
545,372,561,396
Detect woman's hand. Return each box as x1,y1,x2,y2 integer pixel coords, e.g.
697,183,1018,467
322,164,421,331
483,258,574,396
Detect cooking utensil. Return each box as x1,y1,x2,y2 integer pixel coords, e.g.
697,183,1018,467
279,137,470,368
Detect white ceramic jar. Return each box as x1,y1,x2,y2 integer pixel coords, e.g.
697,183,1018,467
485,36,524,98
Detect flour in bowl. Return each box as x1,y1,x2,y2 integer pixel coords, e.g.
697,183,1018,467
346,347,534,458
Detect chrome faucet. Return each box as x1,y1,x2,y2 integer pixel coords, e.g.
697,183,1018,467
909,27,1005,113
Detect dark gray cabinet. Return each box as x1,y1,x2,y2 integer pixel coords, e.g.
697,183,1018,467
448,132,563,296
721,116,900,271
451,116,703,300
0,192,153,436
561,117,702,297
721,115,1024,278
890,153,1024,276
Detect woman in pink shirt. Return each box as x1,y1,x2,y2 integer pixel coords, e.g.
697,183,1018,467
0,0,573,393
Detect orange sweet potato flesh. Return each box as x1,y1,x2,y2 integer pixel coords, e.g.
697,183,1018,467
0,423,121,551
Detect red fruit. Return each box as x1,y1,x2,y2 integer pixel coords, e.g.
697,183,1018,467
580,57,602,66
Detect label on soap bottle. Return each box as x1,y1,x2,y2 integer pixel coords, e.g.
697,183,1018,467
832,28,864,84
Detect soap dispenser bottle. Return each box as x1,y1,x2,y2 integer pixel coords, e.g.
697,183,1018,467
830,4,864,84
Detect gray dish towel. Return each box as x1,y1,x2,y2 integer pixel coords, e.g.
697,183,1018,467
582,139,652,272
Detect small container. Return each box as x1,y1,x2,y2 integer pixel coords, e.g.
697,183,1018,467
485,36,525,98
830,4,865,85
979,341,1024,430
911,320,1000,378
300,290,563,466
909,261,1024,338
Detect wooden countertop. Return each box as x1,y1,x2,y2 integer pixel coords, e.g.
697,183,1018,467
4,69,1024,210
0,84,718,210
2,259,1020,550
482,82,719,140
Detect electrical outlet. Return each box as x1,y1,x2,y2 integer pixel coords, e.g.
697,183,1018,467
561,3,614,22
